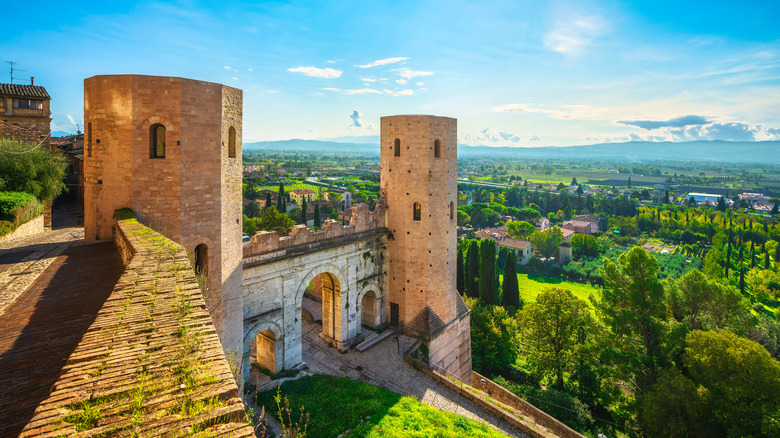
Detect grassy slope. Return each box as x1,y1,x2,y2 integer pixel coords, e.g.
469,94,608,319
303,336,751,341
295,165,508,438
500,272,601,306
256,375,508,438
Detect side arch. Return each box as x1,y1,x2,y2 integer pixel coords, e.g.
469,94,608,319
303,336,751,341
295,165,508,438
243,320,284,372
139,115,175,133
355,279,383,328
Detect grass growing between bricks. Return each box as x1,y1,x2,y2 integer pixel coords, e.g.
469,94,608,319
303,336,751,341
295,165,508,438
255,375,509,438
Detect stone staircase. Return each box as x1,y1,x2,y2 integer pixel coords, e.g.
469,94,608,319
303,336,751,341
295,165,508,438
355,328,395,352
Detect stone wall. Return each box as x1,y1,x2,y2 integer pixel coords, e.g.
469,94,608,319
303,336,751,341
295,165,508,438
0,214,43,243
20,209,253,437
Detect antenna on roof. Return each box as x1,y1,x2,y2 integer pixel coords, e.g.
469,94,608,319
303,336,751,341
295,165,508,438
5,61,26,84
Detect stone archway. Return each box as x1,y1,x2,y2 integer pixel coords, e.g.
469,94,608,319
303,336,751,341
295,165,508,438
360,290,378,328
243,320,284,378
296,264,349,348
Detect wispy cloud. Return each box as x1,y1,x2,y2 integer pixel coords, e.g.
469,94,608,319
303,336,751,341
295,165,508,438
386,89,414,96
492,103,609,120
618,115,711,130
529,135,541,141
356,57,408,68
288,66,342,78
360,78,377,82
322,87,382,95
66,113,77,126
543,15,606,55
224,65,237,71
397,68,434,80
348,110,375,130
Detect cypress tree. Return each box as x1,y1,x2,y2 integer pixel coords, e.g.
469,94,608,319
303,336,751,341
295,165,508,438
765,246,770,270
479,239,499,304
466,240,480,298
300,198,307,224
739,265,745,295
457,245,465,294
751,240,756,269
501,251,520,309
277,183,285,210
725,232,732,279
314,204,321,228
265,192,272,210
776,242,780,269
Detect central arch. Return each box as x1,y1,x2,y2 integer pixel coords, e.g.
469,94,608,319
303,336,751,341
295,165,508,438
296,264,348,347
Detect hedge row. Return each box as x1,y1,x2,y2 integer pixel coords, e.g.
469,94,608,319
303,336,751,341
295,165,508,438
0,191,43,237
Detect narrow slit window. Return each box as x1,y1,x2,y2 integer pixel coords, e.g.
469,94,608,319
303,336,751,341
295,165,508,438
228,126,237,158
413,202,421,221
87,122,92,158
434,139,441,158
394,138,401,157
450,201,454,220
150,124,166,158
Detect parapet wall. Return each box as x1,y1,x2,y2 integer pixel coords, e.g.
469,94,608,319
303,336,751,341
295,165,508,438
243,201,386,259
21,209,254,437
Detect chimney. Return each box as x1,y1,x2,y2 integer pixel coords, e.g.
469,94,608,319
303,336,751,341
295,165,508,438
30,77,34,85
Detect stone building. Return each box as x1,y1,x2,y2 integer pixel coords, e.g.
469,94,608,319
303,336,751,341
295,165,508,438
0,81,51,149
83,74,244,354
380,115,472,382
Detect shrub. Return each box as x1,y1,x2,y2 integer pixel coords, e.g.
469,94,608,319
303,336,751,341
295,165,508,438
0,191,43,236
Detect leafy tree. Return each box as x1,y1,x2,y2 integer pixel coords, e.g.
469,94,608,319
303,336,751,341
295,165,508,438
665,269,749,332
507,220,535,240
465,240,480,298
515,207,542,223
244,201,260,218
571,234,601,258
456,209,470,226
479,239,499,304
717,196,727,212
243,206,295,235
519,288,590,389
0,139,67,200
594,246,667,388
640,368,708,438
467,297,520,373
501,251,520,310
530,227,564,259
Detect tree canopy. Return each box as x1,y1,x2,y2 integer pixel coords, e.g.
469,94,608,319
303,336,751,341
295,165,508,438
0,139,67,201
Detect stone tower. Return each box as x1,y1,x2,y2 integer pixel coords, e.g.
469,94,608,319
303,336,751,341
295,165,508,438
83,75,243,354
380,115,472,381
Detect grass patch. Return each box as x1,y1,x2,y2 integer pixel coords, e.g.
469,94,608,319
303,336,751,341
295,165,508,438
501,272,600,306
255,375,508,438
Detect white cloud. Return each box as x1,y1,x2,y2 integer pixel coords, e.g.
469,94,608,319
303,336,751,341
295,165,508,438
356,57,408,68
396,79,408,85
224,65,237,71
322,87,383,95
543,15,606,55
66,113,77,126
385,89,414,96
360,78,377,83
288,66,342,78
529,135,541,141
397,68,434,80
348,110,375,130
232,76,238,80
492,103,610,120
416,82,424,86
248,68,254,71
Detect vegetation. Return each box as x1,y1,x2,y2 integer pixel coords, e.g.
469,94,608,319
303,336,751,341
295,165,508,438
255,375,508,438
243,206,296,235
0,138,67,201
0,190,43,237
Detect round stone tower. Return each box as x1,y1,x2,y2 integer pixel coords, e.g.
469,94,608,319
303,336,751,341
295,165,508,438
380,115,471,381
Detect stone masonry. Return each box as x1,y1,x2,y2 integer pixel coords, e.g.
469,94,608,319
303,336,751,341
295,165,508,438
83,75,243,355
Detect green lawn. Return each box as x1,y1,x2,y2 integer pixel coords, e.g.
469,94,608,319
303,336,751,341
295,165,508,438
501,272,601,306
255,375,508,438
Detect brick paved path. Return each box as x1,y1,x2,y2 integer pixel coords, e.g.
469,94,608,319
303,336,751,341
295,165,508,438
301,319,529,438
0,206,124,438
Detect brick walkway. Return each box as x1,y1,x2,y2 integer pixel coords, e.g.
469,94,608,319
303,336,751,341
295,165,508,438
301,319,530,438
0,206,124,438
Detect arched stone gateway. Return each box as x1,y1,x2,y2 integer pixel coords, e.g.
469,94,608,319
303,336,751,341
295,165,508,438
242,227,388,374
242,320,284,383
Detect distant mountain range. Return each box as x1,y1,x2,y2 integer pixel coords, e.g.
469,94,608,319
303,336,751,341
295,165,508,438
244,139,780,163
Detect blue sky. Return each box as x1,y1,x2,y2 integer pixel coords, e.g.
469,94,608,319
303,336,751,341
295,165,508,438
3,0,779,146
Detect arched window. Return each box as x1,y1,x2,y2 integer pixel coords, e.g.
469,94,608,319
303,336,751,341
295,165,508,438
394,138,401,157
434,139,441,158
228,126,237,158
413,202,421,221
194,244,208,275
87,122,92,158
150,123,166,158
450,201,454,220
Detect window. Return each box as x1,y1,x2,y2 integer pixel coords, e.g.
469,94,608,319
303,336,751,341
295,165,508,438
12,99,43,110
87,122,92,158
228,126,237,158
149,124,165,158
394,138,401,157
434,139,441,158
450,201,454,220
413,202,421,221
